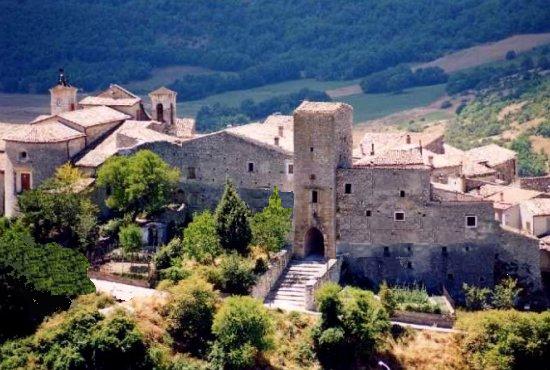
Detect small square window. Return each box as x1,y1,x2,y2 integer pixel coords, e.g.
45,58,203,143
310,147,314,152
400,190,405,197
406,261,413,269
311,190,318,203
442,246,448,256
344,183,352,194
248,162,254,172
187,167,196,179
310,174,316,180
447,273,454,280
394,212,405,221
287,163,294,174
366,210,372,217
383,246,390,257
466,215,477,228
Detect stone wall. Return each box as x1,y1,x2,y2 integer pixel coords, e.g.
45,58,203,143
251,248,291,300
520,175,550,192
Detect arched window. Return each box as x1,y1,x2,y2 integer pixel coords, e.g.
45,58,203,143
156,103,164,122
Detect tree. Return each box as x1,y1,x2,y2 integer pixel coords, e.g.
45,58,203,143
251,187,292,254
312,284,390,370
210,296,273,369
492,277,522,309
0,225,94,341
165,277,219,357
214,180,252,254
379,281,397,316
118,224,142,260
97,150,180,217
18,163,98,252
462,283,491,310
182,211,221,263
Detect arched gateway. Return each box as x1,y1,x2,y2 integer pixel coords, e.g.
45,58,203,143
305,227,324,257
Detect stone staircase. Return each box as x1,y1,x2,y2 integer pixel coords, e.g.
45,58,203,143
264,257,327,311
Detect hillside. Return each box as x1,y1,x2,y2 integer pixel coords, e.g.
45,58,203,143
1,0,549,96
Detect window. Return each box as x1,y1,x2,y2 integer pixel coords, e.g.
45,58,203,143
187,167,196,179
383,246,390,257
366,210,372,217
311,190,318,203
18,151,28,161
344,183,352,194
274,137,280,146
248,162,254,172
287,163,294,174
310,147,314,152
526,221,531,232
394,211,405,221
465,215,477,228
447,273,454,281
310,174,316,180
442,246,448,256
400,190,405,197
406,261,413,269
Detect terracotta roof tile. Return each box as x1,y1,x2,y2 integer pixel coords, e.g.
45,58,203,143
466,144,516,166
354,149,425,168
149,86,176,95
59,106,130,128
79,96,140,107
520,198,550,216
4,120,85,143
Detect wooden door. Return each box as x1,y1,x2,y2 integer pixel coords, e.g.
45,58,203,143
21,173,31,191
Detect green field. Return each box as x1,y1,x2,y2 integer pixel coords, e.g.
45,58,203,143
178,78,362,117
339,84,447,122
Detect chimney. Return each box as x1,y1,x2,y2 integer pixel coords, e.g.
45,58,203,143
370,143,375,156
427,155,434,166
274,137,280,146
406,134,411,144
278,125,284,137
419,140,423,155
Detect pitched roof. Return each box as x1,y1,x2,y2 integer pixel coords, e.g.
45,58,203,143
520,198,550,216
4,121,85,143
353,149,426,168
461,159,496,177
149,86,176,95
473,184,544,210
359,131,443,157
59,106,130,128
422,149,463,168
79,96,141,107
225,115,294,153
0,122,25,150
466,144,516,167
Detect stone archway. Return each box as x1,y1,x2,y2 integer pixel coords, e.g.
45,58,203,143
305,227,324,257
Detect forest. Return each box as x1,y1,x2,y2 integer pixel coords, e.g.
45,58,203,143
1,0,549,95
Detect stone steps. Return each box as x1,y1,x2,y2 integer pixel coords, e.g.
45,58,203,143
264,258,326,311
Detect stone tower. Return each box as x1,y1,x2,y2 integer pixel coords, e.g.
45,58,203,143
149,87,177,127
50,69,77,115
292,101,353,259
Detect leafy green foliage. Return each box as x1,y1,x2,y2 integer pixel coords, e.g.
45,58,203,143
96,150,180,217
183,211,221,264
463,284,492,310
312,284,390,370
360,66,447,93
534,119,550,137
118,223,143,257
214,180,252,254
378,281,397,316
457,310,550,370
510,135,547,177
165,277,219,357
205,253,257,295
17,163,98,252
0,225,94,341
210,296,273,370
251,187,292,253
154,237,184,270
3,1,548,94
0,309,154,370
389,285,441,314
492,277,522,309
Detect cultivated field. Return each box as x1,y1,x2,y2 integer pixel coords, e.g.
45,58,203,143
124,65,214,93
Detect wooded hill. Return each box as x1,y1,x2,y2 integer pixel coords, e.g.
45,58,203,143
1,0,549,96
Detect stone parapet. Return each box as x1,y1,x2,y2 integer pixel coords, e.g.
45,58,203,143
251,248,291,300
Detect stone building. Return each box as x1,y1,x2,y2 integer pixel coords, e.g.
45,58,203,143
0,76,543,299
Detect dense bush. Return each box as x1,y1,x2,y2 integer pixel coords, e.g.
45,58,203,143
118,223,143,257
206,253,257,295
214,180,252,255
457,310,550,370
182,211,221,263
165,278,219,357
510,135,548,177
210,296,273,369
312,284,390,369
360,65,447,93
463,278,522,310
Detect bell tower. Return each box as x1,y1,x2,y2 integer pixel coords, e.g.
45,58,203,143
292,101,353,259
149,87,177,127
50,69,77,115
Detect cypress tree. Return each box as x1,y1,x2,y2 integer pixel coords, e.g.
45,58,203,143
214,179,252,254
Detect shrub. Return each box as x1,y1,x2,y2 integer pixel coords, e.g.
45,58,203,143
118,224,143,259
213,253,257,295
182,211,221,264
379,281,397,316
457,310,550,370
492,277,522,309
210,296,273,369
463,283,491,310
314,282,342,327
159,265,191,283
214,180,252,255
165,277,219,357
